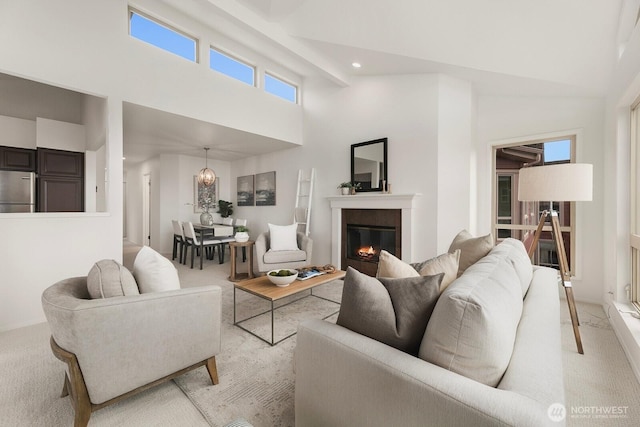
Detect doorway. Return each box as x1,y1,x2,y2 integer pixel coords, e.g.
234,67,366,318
143,173,151,246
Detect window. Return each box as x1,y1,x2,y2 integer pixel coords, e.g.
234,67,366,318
129,9,197,62
265,73,297,103
631,100,640,309
493,137,575,272
209,48,255,86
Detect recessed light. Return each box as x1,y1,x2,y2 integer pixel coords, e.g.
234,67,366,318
352,62,361,68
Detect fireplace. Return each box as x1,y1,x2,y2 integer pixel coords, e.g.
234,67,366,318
328,193,420,276
346,225,396,264
342,209,401,276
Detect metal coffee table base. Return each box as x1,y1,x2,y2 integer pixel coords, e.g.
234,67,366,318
233,288,340,346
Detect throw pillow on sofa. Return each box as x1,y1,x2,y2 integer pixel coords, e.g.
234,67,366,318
448,229,494,277
419,249,523,387
337,267,443,355
378,250,460,293
87,259,139,299
133,246,181,293
411,250,460,292
268,223,299,251
376,250,420,278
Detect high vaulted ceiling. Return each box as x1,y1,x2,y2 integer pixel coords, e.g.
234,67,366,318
124,0,629,164
232,0,625,96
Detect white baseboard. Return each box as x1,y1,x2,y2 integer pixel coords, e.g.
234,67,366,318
608,302,640,383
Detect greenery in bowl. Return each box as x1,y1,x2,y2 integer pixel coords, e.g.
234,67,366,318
267,269,298,287
235,225,249,233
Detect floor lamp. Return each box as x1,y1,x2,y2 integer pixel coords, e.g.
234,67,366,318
518,163,593,355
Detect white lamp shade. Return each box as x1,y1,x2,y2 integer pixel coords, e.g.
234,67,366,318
517,163,593,202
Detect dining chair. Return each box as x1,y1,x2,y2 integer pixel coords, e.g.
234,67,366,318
211,217,236,263
183,222,222,269
171,220,186,263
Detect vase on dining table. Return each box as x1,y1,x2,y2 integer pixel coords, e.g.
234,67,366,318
200,210,214,226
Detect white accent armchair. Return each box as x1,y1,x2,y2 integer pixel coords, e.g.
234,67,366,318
41,277,222,427
255,231,313,272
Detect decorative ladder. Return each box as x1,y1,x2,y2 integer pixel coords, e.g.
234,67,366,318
294,168,315,236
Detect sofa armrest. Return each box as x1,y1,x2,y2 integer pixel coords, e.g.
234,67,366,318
42,277,222,404
296,319,557,427
297,232,313,261
255,232,268,272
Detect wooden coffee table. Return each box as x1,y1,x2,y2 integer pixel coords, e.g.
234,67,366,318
233,269,346,346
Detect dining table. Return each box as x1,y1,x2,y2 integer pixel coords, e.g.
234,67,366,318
192,223,235,264
193,223,234,237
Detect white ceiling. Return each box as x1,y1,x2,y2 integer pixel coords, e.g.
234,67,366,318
234,0,623,96
122,0,632,164
123,103,298,164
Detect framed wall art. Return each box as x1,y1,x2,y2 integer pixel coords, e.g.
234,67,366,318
237,175,255,206
255,171,276,206
193,175,219,213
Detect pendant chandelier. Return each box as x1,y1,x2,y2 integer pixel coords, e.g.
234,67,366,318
197,147,216,187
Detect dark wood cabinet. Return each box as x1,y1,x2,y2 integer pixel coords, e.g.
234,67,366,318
37,148,84,177
0,146,36,171
36,148,84,212
38,177,84,212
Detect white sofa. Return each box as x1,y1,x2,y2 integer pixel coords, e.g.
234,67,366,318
295,239,565,427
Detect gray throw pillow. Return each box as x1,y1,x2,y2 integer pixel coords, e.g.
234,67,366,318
87,259,139,299
448,230,494,277
336,267,443,355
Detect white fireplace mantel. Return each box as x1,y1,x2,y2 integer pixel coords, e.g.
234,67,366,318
327,193,422,267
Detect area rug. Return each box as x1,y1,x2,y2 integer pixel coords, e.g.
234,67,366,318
174,280,343,427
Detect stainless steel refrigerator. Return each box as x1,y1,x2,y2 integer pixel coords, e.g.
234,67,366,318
0,171,35,212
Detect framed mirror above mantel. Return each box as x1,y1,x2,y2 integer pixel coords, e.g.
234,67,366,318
351,137,387,192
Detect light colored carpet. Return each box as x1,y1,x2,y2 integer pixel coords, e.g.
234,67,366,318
1,241,638,426
0,321,211,427
560,302,640,426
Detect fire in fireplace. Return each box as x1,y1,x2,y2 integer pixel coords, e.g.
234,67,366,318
346,224,397,263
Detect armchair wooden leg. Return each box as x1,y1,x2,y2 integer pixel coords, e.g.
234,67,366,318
50,337,92,427
206,356,219,385
61,374,70,397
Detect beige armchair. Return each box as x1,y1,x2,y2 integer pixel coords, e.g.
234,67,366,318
41,277,221,427
255,231,313,273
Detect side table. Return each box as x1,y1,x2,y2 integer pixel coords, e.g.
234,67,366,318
229,240,255,282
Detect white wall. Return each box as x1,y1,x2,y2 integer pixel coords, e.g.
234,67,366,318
476,96,606,304
231,74,477,266
0,0,301,331
36,117,85,151
436,75,474,253
0,115,35,148
603,14,640,379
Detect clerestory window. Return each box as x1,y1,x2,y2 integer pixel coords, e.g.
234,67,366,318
265,73,297,103
209,48,255,86
129,9,198,62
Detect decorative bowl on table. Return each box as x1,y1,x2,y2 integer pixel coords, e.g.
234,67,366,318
266,269,298,287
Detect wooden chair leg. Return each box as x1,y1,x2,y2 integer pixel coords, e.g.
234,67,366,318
172,236,178,260
218,245,224,264
61,373,70,397
206,356,219,385
50,338,92,427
